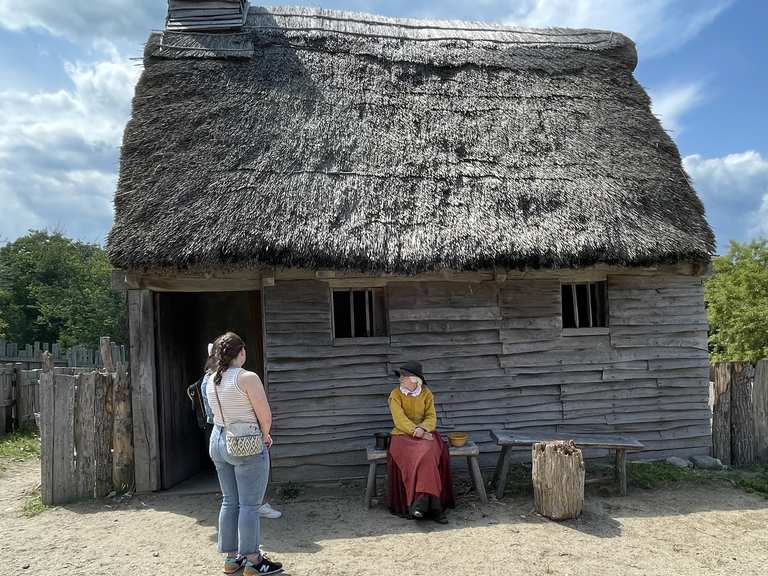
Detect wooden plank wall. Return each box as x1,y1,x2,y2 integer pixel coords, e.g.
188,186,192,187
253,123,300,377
264,274,711,482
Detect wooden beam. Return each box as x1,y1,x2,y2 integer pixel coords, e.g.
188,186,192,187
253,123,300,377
128,290,160,492
111,262,708,293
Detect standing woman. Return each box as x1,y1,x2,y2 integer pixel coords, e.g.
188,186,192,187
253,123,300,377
207,332,283,575
387,361,454,523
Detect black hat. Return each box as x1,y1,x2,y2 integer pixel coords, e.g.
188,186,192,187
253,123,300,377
394,361,426,385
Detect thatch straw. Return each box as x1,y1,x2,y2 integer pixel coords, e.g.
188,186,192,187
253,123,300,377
107,5,714,273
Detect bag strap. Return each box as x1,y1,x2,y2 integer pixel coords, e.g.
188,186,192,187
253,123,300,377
211,372,228,428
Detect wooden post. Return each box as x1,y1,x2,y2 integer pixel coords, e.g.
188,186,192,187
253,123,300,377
99,337,114,373
128,290,160,493
755,359,768,464
112,362,134,493
731,362,756,467
712,362,732,466
39,353,55,505
532,441,585,521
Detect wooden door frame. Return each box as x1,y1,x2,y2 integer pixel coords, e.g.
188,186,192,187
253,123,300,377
129,288,267,492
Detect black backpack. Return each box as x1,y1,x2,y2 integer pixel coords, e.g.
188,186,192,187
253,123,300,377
186,376,208,430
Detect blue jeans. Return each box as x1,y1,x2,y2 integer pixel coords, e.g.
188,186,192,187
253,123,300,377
209,425,270,556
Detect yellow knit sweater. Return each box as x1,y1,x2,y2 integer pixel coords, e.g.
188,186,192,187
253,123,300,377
388,386,437,435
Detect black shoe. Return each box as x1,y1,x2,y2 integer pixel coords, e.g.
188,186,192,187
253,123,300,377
411,495,429,519
432,510,449,524
244,556,283,575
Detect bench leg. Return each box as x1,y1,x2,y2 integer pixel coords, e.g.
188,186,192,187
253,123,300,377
491,446,508,489
365,462,378,508
467,456,488,504
494,446,512,499
615,449,627,496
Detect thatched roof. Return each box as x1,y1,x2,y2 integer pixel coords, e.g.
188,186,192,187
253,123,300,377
107,5,714,273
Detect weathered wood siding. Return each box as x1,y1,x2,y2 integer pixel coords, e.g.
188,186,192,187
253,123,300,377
265,274,710,482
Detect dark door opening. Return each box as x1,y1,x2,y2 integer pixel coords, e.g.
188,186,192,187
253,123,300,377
155,290,263,490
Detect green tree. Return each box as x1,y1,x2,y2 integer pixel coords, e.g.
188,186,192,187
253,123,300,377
705,239,768,363
0,231,126,347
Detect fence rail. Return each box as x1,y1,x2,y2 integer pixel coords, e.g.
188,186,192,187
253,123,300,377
0,339,127,370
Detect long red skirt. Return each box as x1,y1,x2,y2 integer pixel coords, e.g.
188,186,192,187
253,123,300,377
387,432,455,515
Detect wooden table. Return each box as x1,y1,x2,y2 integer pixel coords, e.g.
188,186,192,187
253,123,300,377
490,431,645,497
365,440,488,507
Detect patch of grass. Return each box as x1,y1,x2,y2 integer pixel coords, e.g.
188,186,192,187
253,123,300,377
734,465,768,497
0,431,41,461
22,491,50,518
628,462,696,489
279,481,303,501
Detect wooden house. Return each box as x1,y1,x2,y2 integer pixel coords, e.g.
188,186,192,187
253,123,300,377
108,6,715,492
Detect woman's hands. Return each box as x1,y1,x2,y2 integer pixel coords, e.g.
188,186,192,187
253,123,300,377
413,427,433,441
264,433,273,449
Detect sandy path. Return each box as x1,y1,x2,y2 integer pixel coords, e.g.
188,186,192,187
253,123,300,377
1,460,768,576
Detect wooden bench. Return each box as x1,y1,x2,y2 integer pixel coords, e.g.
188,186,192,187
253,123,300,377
490,431,645,497
365,440,488,508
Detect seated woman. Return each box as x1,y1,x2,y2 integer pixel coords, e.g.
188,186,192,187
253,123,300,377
387,361,454,523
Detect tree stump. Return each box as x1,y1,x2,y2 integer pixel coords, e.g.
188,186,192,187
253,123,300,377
532,441,585,520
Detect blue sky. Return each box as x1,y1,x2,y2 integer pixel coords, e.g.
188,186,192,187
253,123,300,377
0,0,765,254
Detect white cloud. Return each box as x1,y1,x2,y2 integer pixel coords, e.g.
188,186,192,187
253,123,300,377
683,151,768,249
0,42,141,243
504,0,731,58
0,0,163,42
649,83,704,134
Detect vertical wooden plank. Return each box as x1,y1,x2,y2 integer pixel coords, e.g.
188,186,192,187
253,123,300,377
40,354,55,504
731,362,756,467
755,359,768,464
14,364,24,429
94,371,114,497
0,364,12,434
112,364,134,493
712,362,732,466
52,374,77,504
74,372,96,499
128,289,160,493
100,337,114,372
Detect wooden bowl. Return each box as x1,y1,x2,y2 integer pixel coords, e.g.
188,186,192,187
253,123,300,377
447,432,468,447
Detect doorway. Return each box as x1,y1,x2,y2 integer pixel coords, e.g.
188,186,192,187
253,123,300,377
154,290,263,490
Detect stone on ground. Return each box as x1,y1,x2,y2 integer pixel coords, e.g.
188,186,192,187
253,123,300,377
690,455,724,470
666,457,693,468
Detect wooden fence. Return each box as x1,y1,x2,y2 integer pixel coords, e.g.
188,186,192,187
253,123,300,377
39,351,134,505
712,358,768,466
0,339,127,370
0,364,41,433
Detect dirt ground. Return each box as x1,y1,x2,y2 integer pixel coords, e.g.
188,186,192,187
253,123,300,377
2,459,768,576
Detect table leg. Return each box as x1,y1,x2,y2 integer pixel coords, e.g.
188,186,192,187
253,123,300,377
494,446,512,499
468,456,488,504
365,461,378,508
615,449,627,496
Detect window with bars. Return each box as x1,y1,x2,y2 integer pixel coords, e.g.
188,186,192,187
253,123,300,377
561,281,608,329
332,288,388,339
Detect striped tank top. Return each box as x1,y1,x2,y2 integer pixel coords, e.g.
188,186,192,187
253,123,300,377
206,367,260,427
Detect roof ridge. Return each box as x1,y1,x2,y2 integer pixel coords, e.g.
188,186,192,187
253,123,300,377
247,5,626,42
